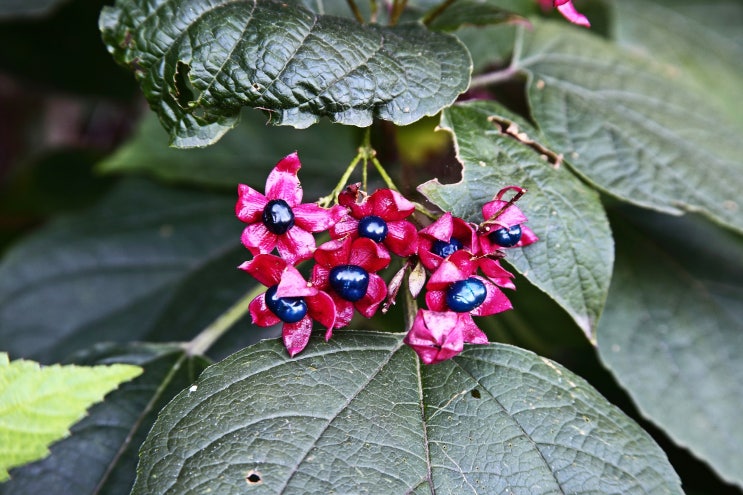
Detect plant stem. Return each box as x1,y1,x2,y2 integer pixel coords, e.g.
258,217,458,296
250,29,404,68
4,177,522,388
389,0,407,25
469,67,517,89
422,0,455,26
371,155,401,192
403,270,418,331
184,285,265,356
346,0,365,23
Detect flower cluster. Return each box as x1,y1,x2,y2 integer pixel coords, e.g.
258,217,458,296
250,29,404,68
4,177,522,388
236,153,537,363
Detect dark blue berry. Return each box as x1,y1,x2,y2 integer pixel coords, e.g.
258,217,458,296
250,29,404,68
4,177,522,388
262,199,295,235
432,238,463,258
265,285,307,323
358,215,388,242
446,277,487,313
329,265,370,302
489,224,522,247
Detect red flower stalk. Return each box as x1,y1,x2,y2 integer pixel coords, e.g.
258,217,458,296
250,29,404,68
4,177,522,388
236,152,346,264
477,186,539,255
312,236,390,329
240,254,336,357
331,184,419,257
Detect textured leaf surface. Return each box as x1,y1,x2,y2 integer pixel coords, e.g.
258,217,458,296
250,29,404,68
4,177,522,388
0,343,209,495
100,0,471,148
611,0,743,131
513,21,743,234
132,332,681,494
420,101,613,340
98,109,356,193
0,179,266,363
0,353,141,481
597,210,743,488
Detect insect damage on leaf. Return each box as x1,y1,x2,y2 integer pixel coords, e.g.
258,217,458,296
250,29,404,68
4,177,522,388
487,115,563,168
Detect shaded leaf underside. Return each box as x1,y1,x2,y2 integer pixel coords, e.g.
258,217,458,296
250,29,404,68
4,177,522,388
514,21,743,234
132,332,680,494
100,0,471,147
597,212,743,488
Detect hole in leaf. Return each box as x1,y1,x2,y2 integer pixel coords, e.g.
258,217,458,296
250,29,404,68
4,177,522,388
174,61,199,109
470,389,481,399
245,470,262,485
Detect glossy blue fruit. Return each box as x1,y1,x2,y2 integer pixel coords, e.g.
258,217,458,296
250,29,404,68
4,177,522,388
446,277,487,313
432,238,463,258
358,215,388,242
262,199,295,235
265,285,307,323
489,224,522,247
329,265,370,302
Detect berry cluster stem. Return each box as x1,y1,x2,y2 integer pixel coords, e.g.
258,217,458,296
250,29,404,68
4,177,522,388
184,285,265,356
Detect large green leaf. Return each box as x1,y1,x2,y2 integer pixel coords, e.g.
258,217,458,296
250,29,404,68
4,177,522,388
0,343,208,494
610,0,743,131
420,101,613,340
99,0,471,148
597,210,743,488
131,332,681,494
512,21,743,234
98,109,356,193
0,179,267,364
0,353,141,481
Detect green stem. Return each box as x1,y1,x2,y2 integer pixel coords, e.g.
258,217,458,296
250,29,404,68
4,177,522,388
317,154,362,206
369,0,378,23
370,155,400,192
403,270,418,331
184,285,265,356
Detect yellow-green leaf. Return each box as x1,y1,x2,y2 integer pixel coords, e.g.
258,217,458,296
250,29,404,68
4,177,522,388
0,353,142,481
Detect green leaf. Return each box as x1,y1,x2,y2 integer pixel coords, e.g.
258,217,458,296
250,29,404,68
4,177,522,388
513,21,743,234
0,179,268,363
0,353,141,482
419,101,613,340
597,210,743,489
131,332,681,494
99,0,471,148
0,343,209,494
611,0,743,131
421,0,532,31
98,109,356,193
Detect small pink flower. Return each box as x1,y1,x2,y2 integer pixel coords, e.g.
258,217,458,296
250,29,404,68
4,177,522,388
425,251,513,316
477,186,539,255
236,152,346,264
312,236,390,329
539,0,590,27
331,184,419,257
239,254,336,357
417,212,478,271
404,310,488,364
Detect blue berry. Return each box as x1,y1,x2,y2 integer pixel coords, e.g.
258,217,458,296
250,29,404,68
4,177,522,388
329,265,370,302
265,285,307,323
446,277,487,313
489,224,522,247
262,199,295,235
432,238,463,258
358,215,388,242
